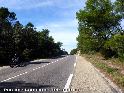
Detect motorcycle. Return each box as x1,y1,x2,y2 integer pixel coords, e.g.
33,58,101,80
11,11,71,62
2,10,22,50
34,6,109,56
10,54,22,68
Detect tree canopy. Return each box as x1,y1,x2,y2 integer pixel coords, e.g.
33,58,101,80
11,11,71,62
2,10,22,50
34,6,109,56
0,7,67,65
76,0,124,60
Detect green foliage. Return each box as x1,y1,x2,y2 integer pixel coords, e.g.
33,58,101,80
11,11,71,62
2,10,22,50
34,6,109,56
100,48,117,59
94,60,118,75
76,0,124,60
114,0,124,18
22,49,31,61
0,7,67,65
77,27,98,53
0,7,16,64
104,33,124,60
36,30,64,58
70,48,77,55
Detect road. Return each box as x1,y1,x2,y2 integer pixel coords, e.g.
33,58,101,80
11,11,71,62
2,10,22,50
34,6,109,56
0,55,76,93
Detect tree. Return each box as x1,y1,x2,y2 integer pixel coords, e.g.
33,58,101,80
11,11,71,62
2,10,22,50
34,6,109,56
13,21,23,53
36,29,64,58
70,49,77,55
104,33,124,59
114,0,124,18
0,7,16,64
19,22,38,60
77,27,97,53
76,0,122,54
0,7,68,65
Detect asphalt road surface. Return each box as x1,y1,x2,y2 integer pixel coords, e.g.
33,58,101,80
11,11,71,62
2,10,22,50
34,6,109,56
0,55,76,93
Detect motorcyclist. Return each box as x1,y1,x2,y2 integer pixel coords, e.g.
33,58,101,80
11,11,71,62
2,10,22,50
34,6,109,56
10,53,20,68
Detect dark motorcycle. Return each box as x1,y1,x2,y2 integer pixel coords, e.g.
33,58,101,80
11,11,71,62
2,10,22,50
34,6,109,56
10,53,29,68
10,54,25,68
10,54,20,68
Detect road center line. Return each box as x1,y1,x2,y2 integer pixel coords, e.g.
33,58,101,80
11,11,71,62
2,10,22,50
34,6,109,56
0,56,69,83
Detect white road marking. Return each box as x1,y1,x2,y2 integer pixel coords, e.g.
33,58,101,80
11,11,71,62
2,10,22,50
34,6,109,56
23,72,27,74
1,56,70,82
76,56,78,61
35,68,38,70
74,63,76,68
1,71,28,82
36,67,39,69
16,74,20,76
64,74,73,92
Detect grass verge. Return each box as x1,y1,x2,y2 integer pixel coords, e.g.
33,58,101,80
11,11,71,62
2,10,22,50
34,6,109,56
83,54,124,92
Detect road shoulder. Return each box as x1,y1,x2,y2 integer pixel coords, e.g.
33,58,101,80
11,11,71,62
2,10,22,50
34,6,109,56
70,55,122,93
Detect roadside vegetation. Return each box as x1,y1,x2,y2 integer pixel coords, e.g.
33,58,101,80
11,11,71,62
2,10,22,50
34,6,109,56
75,0,124,91
76,0,124,60
0,7,68,65
70,48,77,55
84,54,124,91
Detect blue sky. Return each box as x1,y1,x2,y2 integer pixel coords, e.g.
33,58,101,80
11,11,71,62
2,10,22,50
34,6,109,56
0,0,86,53
1,0,121,53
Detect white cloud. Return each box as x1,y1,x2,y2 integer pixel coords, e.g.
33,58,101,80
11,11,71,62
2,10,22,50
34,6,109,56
0,0,82,52
37,19,78,30
36,20,79,52
0,0,53,10
0,0,85,10
51,0,85,9
50,31,78,53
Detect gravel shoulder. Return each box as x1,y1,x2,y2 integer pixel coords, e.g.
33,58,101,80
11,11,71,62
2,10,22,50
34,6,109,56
70,55,122,93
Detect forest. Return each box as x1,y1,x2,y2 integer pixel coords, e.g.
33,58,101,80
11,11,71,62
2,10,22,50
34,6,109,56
0,7,68,65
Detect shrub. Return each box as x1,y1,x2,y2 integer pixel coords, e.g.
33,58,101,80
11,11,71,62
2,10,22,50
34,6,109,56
104,33,124,60
70,49,77,55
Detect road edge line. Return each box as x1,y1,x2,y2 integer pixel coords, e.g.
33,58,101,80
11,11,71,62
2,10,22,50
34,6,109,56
64,74,74,92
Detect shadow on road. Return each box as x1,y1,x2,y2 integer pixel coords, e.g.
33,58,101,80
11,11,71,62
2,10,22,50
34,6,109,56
29,61,50,64
0,81,56,93
1,56,68,68
50,55,67,59
16,55,67,67
16,61,50,68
